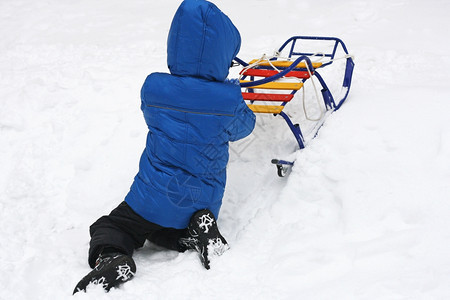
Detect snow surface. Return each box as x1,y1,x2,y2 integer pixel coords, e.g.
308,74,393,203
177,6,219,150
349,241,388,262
1,0,450,299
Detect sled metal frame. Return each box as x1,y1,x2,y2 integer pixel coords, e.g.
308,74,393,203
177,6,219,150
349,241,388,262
234,36,354,176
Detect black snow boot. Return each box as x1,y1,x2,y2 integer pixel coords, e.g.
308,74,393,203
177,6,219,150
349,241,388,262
73,252,136,294
178,209,229,269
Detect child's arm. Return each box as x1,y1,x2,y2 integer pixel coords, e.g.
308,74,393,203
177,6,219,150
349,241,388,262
227,97,256,142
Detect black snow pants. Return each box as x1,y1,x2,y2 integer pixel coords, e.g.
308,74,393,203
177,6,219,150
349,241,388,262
88,201,187,268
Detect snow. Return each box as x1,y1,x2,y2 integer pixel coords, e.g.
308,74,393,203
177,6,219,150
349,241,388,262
1,0,450,299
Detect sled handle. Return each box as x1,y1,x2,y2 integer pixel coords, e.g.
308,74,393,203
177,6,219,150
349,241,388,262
236,55,314,88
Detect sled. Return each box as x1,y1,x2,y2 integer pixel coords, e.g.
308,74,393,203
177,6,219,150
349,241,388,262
233,36,355,177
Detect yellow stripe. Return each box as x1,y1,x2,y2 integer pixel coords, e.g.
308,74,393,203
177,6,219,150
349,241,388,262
248,59,322,69
247,104,284,114
240,80,303,90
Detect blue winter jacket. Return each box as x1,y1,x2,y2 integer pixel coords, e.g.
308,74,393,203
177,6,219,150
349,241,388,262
125,0,255,229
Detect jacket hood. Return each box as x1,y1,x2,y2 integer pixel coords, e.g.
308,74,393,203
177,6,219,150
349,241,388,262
167,0,241,82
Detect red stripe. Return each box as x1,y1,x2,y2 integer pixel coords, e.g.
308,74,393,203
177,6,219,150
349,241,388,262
242,92,294,102
241,68,311,79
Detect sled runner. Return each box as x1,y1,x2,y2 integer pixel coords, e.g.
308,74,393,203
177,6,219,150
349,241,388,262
233,36,354,176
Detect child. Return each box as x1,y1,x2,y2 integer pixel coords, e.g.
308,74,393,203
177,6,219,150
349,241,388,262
73,0,255,294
